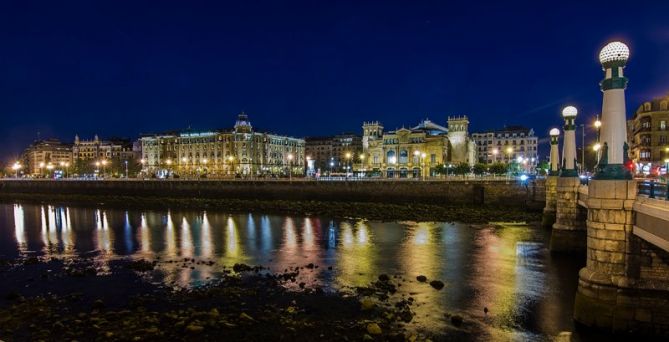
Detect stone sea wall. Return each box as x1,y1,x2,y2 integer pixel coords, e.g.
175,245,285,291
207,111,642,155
0,179,545,206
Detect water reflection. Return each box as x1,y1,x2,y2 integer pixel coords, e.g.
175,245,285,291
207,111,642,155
1,203,584,339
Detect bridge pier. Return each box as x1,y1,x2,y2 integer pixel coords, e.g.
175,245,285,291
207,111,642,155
542,176,558,227
550,176,587,252
573,179,669,334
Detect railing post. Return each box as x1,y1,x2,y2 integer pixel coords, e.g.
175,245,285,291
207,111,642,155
649,181,655,199
666,183,669,200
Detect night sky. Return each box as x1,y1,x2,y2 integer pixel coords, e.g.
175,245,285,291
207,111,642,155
1,0,668,162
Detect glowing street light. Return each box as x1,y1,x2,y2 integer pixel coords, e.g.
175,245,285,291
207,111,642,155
594,118,602,129
287,153,294,181
12,162,22,178
593,143,602,152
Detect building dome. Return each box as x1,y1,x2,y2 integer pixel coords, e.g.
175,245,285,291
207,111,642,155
599,41,629,65
562,106,578,118
549,128,560,136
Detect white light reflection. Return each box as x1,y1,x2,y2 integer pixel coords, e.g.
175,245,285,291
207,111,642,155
13,204,26,255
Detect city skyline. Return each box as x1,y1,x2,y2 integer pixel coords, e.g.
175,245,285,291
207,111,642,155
1,1,668,163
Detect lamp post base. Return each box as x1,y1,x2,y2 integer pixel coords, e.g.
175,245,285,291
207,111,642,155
593,164,632,180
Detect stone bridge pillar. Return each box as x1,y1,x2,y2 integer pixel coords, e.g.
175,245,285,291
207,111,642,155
542,128,561,227
551,107,587,252
551,177,587,252
574,179,641,331
573,42,669,334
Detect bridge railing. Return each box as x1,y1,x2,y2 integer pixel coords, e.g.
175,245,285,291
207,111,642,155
638,180,669,200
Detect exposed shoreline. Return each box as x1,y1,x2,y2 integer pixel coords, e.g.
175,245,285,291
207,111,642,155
0,192,542,224
0,257,475,341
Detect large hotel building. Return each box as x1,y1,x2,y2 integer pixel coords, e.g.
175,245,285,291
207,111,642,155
139,113,305,177
471,126,538,166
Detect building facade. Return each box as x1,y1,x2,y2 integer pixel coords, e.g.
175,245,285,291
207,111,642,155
72,135,137,175
304,133,362,174
357,117,476,178
139,113,305,178
472,126,538,167
628,94,669,174
21,139,73,176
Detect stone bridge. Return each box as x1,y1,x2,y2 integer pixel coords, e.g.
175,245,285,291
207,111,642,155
544,176,669,335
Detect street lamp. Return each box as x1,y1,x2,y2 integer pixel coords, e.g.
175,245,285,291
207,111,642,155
201,158,208,178
227,155,234,176
505,147,514,163
165,159,172,178
492,148,499,163
421,152,427,180
46,163,54,179
12,162,22,178
345,152,352,178
287,153,294,181
124,160,128,178
101,160,108,178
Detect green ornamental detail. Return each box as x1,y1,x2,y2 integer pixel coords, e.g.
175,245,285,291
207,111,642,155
563,118,576,131
600,76,628,91
593,142,632,180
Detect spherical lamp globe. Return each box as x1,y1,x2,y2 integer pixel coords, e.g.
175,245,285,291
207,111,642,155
562,106,578,118
599,41,629,66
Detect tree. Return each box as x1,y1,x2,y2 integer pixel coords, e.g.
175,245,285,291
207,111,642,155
453,162,471,176
472,163,487,176
489,162,507,175
434,164,447,175
536,160,549,176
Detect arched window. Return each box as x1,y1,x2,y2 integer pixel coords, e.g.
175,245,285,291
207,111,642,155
661,101,668,111
399,150,408,163
386,150,396,164
644,102,651,111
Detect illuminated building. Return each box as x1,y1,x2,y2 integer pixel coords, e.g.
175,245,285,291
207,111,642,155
359,116,476,178
304,133,362,174
72,135,138,174
472,126,538,165
20,139,73,176
627,94,669,174
139,112,305,177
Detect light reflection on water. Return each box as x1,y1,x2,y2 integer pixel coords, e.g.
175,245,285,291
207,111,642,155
0,203,584,340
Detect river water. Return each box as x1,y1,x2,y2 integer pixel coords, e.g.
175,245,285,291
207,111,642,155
0,203,587,341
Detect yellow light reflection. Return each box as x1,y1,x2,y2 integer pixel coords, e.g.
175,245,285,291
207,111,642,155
95,209,111,254
181,217,193,258
336,221,375,287
13,204,26,256
165,212,177,257
201,212,212,259
60,208,74,255
224,216,242,260
139,214,152,255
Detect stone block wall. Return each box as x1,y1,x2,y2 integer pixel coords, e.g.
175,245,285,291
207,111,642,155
542,176,558,227
550,177,587,252
0,179,545,207
575,180,669,335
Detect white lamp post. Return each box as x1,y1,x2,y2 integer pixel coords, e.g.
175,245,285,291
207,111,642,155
594,41,631,179
549,128,560,175
560,106,579,177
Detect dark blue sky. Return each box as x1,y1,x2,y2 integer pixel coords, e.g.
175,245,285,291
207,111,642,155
1,0,668,162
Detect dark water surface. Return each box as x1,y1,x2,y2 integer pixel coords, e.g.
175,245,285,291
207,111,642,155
0,203,586,341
